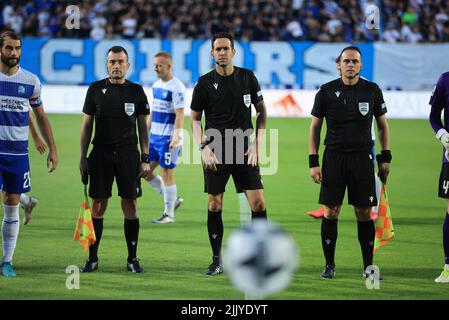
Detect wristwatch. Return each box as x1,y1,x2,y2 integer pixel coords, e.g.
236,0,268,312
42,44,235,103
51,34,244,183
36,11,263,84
141,153,151,163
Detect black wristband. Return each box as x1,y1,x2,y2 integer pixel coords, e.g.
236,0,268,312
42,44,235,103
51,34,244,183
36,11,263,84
376,150,392,164
309,154,319,168
141,153,151,163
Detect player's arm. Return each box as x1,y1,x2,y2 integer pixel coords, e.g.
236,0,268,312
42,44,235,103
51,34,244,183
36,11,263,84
309,115,323,184
375,115,391,184
170,108,184,149
246,100,267,166
32,105,58,172
79,114,93,184
146,112,152,135
191,110,204,145
29,110,47,155
429,74,449,151
191,109,218,171
138,114,149,156
137,114,151,179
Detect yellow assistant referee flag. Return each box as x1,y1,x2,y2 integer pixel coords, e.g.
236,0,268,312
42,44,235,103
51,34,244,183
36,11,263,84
373,184,394,254
73,186,96,254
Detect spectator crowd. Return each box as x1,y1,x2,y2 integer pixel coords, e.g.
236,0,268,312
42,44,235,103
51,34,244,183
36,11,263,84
1,0,449,43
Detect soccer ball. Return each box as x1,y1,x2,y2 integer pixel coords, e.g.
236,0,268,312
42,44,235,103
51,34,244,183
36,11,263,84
223,220,298,297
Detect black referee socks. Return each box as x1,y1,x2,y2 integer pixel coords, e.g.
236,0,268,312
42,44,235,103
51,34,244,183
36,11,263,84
321,217,338,267
207,210,223,259
89,217,103,262
124,218,140,263
357,220,375,270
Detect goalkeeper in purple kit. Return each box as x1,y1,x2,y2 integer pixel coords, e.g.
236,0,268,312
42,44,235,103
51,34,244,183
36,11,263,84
429,71,449,283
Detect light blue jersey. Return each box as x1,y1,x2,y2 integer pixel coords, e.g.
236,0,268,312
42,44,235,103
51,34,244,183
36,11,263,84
149,77,186,168
0,67,42,156
150,77,186,144
0,67,42,193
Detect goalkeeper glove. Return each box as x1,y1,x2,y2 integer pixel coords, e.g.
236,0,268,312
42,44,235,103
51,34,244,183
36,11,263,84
436,129,449,150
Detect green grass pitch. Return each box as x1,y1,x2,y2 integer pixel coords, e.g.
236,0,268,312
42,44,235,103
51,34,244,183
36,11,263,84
0,115,448,300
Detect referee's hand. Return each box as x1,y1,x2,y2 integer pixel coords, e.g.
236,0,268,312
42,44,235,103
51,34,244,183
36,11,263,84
79,157,89,185
245,141,258,167
201,146,219,172
310,166,322,184
138,162,152,180
378,162,390,184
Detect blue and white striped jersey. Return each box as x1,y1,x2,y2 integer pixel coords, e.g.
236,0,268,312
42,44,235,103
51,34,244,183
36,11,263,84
150,76,186,144
0,67,42,155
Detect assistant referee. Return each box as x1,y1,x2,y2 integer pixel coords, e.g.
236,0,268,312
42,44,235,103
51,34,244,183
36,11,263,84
79,46,151,273
309,46,391,279
190,33,268,276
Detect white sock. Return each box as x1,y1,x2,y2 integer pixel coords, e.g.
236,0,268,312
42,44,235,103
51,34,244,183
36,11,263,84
148,175,164,195
2,204,20,263
19,194,29,206
163,185,177,219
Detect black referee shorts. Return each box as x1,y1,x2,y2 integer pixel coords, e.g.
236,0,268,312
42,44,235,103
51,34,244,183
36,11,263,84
204,164,263,195
438,162,449,198
319,149,376,207
88,146,142,199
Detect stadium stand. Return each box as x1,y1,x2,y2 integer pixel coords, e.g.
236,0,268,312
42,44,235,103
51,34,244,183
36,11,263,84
1,0,449,42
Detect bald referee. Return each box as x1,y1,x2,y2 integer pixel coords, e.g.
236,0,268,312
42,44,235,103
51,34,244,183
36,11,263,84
79,46,151,273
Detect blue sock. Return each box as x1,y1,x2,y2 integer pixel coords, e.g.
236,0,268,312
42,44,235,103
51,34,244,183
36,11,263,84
444,213,449,265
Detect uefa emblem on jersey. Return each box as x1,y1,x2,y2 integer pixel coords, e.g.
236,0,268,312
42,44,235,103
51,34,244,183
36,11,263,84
243,94,251,108
358,102,369,116
124,103,135,116
18,85,25,95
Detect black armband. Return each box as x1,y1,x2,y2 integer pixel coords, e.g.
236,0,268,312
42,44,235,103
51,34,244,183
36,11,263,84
141,153,151,163
376,150,392,164
309,154,319,168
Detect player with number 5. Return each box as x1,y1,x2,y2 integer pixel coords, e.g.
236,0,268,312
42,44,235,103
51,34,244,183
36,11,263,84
144,52,186,224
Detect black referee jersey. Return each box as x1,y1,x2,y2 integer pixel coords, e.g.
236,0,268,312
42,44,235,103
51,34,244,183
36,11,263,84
311,77,387,153
190,66,263,134
83,78,150,147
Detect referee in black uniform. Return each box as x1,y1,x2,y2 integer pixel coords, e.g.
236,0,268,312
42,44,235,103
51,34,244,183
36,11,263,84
190,33,268,276
79,46,151,273
309,46,391,279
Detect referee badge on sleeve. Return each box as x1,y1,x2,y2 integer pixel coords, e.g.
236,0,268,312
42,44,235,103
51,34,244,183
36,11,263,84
358,102,369,116
243,94,251,108
124,103,135,116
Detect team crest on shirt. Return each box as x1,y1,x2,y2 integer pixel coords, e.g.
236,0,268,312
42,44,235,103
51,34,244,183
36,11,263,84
124,102,135,116
243,94,251,108
18,85,25,95
358,102,369,116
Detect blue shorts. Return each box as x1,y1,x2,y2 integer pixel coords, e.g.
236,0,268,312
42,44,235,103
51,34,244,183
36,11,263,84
149,142,181,169
0,154,31,194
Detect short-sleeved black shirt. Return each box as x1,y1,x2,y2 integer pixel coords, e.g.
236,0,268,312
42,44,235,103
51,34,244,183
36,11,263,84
311,78,387,153
83,78,150,147
190,66,263,134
